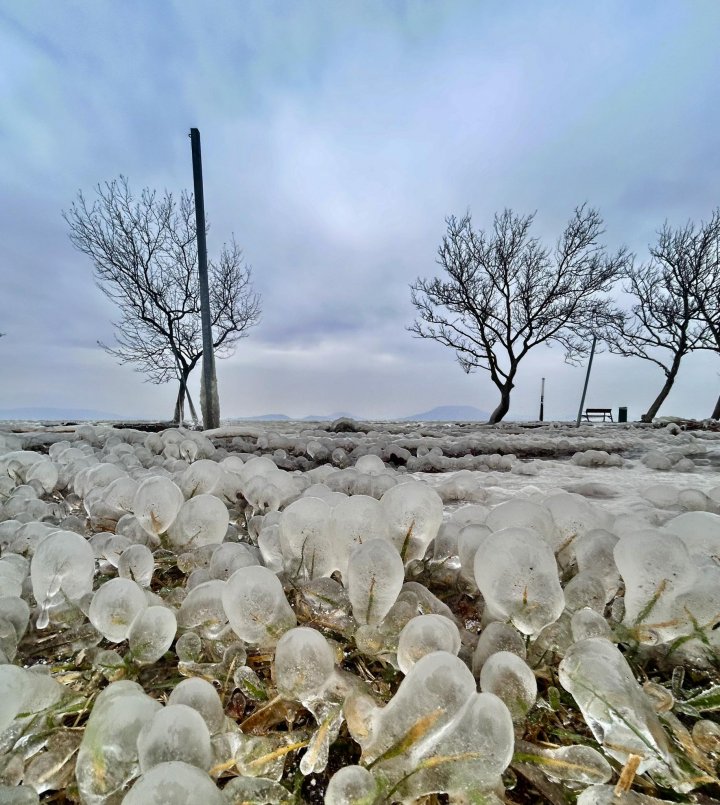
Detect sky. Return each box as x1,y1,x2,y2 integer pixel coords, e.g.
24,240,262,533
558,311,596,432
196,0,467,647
1,0,720,422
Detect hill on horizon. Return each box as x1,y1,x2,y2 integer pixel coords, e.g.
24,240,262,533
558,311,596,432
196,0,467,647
402,404,490,421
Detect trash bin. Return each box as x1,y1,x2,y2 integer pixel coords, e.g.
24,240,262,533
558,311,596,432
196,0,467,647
618,406,627,423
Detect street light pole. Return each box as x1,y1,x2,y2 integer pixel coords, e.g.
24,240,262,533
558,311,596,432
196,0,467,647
576,334,597,427
539,377,545,422
190,128,220,430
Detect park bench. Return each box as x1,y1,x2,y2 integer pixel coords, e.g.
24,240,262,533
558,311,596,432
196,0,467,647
583,408,613,422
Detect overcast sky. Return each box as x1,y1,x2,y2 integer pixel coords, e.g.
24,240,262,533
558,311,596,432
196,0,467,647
2,1,720,421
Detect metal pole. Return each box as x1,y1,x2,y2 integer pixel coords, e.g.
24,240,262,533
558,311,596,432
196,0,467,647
539,377,545,422
576,334,597,427
190,128,220,430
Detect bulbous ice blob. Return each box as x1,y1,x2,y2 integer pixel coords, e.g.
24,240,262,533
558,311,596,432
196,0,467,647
89,577,148,643
571,607,613,642
329,495,390,576
346,539,404,626
325,765,378,805
0,595,30,643
577,785,678,804
614,531,700,642
397,614,461,674
117,543,155,587
166,494,229,549
278,496,334,578
76,681,162,804
354,454,387,475
274,626,335,703
177,580,228,637
137,704,213,772
222,566,296,646
0,664,27,731
0,784,38,804
31,530,95,626
395,691,514,801
103,476,140,514
474,527,564,635
472,621,526,676
127,606,177,664
519,742,612,785
559,638,671,773
574,529,620,603
544,492,614,550
380,481,443,563
133,476,184,537
122,761,223,805
208,542,257,580
664,511,720,567
178,459,223,498
486,499,560,550
168,677,225,735
563,571,606,614
479,651,537,723
457,523,491,584
356,651,477,766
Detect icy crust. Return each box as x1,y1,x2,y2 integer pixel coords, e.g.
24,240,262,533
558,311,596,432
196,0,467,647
0,421,719,802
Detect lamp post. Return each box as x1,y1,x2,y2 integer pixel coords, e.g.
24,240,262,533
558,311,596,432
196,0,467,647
189,128,220,430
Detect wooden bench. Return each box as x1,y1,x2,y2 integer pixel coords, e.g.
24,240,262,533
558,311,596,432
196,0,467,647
583,408,613,422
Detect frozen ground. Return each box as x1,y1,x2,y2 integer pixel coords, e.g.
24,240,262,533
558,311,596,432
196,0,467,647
0,419,719,804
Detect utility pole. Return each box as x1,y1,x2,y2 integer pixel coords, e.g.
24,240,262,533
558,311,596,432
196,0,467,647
190,128,220,430
576,334,597,427
539,377,545,422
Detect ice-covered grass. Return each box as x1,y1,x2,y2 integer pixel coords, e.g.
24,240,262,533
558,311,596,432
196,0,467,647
0,419,719,803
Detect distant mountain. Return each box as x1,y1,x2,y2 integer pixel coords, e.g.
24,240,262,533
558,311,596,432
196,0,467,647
0,407,124,421
301,411,356,422
230,411,356,422
402,405,490,422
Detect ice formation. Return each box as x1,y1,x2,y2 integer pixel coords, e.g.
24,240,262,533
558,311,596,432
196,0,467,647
1,418,720,802
474,526,565,634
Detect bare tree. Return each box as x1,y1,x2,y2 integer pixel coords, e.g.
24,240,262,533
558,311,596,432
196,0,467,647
688,210,720,418
602,218,718,422
64,177,261,423
410,206,629,423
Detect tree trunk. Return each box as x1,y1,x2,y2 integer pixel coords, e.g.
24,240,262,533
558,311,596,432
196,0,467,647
173,380,186,424
186,387,200,425
641,365,681,423
488,383,513,424
711,393,720,420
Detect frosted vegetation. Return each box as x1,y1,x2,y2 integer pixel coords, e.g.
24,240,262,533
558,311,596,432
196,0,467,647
0,417,719,803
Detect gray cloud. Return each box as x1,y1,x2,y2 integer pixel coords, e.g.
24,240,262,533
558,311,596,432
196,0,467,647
1,0,719,420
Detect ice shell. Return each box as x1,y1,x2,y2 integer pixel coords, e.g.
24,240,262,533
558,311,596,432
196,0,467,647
0,664,27,732
472,621,526,676
396,614,461,674
166,494,229,549
222,566,296,646
127,606,177,664
346,539,404,626
577,785,678,804
485,499,559,550
613,531,696,642
559,638,670,773
278,496,333,578
273,626,335,703
132,476,184,537
177,580,228,636
395,691,514,800
168,677,225,734
359,651,476,765
30,530,95,604
354,454,387,475
664,511,720,567
457,523,491,584
0,784,38,804
88,578,148,643
137,704,213,772
474,527,564,635
574,529,620,603
325,765,378,805
178,459,223,498
208,542,258,580
544,492,614,548
479,651,537,722
121,761,223,805
380,481,443,563
117,543,155,587
76,681,162,803
571,607,613,642
329,495,390,576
